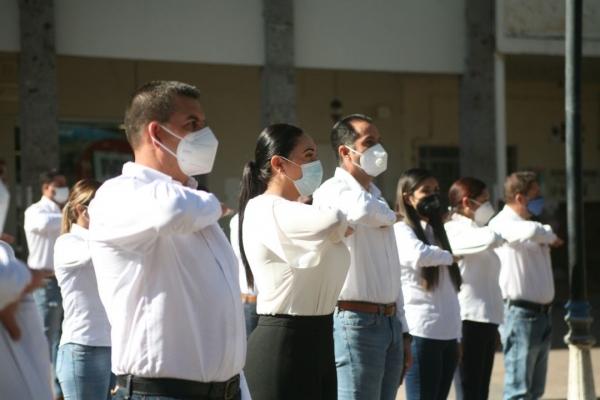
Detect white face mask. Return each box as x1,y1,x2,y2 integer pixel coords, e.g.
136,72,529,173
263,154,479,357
0,180,9,233
470,199,495,226
53,187,69,204
280,157,323,197
345,143,388,177
154,125,219,176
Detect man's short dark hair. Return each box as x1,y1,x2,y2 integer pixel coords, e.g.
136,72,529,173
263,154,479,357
504,171,538,204
124,81,201,149
39,169,64,187
330,114,373,164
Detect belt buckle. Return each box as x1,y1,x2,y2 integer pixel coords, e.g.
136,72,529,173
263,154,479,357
224,375,239,400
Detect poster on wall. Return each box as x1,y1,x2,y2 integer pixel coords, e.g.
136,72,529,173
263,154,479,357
93,151,134,182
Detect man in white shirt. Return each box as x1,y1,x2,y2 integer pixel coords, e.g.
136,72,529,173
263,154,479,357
488,171,563,400
24,168,68,399
312,114,411,400
1,177,54,400
89,81,248,400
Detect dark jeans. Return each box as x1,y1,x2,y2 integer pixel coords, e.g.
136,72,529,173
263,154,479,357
454,320,499,400
405,336,459,400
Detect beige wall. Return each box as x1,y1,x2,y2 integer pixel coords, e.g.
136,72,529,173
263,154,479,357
2,52,600,238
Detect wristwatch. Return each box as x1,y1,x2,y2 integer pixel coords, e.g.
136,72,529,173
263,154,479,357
403,332,412,342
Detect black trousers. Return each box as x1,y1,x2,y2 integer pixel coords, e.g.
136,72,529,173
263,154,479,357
454,320,499,400
245,314,336,400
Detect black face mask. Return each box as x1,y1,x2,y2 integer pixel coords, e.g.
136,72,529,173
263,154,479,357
415,193,442,218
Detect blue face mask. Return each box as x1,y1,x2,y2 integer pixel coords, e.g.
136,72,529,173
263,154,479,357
280,157,323,197
526,196,546,217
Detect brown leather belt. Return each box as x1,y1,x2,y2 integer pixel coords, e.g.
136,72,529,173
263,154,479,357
241,294,257,303
337,301,396,317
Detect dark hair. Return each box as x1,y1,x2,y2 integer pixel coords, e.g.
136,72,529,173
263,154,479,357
330,114,373,164
39,169,64,187
237,124,306,289
504,171,538,204
395,168,462,292
447,177,487,220
124,81,201,149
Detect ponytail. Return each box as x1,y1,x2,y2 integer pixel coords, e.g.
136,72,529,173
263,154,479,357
237,124,306,290
60,179,101,235
237,160,268,290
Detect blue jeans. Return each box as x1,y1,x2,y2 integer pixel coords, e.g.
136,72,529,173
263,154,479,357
243,299,258,339
33,278,64,397
501,303,552,400
333,308,404,400
57,343,116,400
405,336,458,400
111,386,242,400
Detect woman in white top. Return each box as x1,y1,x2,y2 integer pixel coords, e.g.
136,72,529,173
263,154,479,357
394,168,462,400
54,179,115,400
445,178,504,400
238,123,352,400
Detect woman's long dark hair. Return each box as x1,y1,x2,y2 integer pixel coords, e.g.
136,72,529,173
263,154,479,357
395,168,462,292
237,123,306,290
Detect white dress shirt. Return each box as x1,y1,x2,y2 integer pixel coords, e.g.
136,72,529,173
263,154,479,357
230,214,258,297
0,241,53,400
242,195,350,315
395,221,461,340
312,168,408,331
488,205,556,304
445,214,504,325
24,196,63,271
89,162,248,392
0,241,31,309
55,224,111,347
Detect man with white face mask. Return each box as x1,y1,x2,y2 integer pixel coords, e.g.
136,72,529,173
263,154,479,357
89,81,248,400
313,114,411,400
24,168,68,399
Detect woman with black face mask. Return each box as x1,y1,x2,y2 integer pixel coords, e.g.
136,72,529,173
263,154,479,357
393,168,462,400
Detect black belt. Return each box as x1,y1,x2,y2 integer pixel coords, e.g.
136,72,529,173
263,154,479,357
506,299,553,314
117,374,240,399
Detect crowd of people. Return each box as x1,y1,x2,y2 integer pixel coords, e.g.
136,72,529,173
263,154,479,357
0,80,563,400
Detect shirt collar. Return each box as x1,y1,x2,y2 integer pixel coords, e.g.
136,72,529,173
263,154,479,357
70,223,89,239
40,195,61,211
334,167,382,198
122,162,198,189
451,212,477,227
502,204,525,221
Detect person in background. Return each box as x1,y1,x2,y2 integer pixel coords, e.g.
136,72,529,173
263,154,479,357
229,213,259,339
444,177,504,400
89,80,248,400
488,172,563,400
24,168,69,400
313,114,411,400
239,123,352,399
54,179,116,400
394,168,462,400
0,178,53,399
